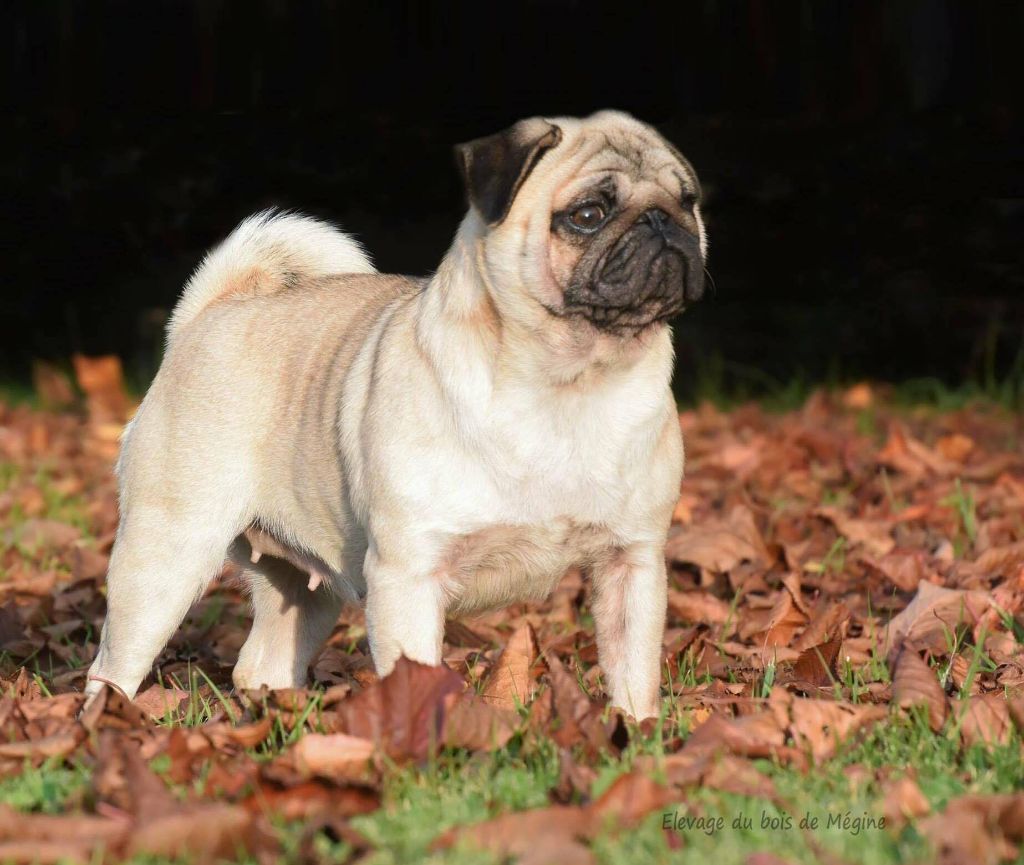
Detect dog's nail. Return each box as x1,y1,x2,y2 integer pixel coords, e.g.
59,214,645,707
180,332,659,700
307,572,322,592
250,551,262,564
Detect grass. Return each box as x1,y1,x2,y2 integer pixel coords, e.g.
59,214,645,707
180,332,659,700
5,711,1022,865
11,643,1015,865
332,710,1022,865
0,759,91,814
16,658,1019,865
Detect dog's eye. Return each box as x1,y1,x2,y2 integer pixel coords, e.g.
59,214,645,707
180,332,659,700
568,203,607,232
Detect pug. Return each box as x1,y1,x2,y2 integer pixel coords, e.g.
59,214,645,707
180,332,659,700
85,110,706,720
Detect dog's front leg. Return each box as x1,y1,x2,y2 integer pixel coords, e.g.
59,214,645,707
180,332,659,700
591,544,668,721
363,546,446,675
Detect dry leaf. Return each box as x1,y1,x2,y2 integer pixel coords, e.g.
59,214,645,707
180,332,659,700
479,621,538,709
291,733,375,780
884,581,992,653
958,694,1012,748
882,775,931,828
891,645,947,731
666,505,770,573
335,657,464,762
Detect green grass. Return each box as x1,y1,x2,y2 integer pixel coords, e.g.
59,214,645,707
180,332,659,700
0,759,91,813
329,710,1023,865
6,711,1022,864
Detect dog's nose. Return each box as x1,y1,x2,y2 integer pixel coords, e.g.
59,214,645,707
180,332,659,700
641,208,670,233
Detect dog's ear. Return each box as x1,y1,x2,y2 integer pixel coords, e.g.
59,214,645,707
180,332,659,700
455,118,562,225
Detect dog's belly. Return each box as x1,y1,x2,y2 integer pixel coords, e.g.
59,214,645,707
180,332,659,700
438,519,614,616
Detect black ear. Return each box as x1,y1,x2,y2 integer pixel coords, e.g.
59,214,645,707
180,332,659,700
454,118,562,225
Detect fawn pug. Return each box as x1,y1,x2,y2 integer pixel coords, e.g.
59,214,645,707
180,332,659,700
86,111,706,719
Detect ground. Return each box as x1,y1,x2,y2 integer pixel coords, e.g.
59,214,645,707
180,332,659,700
1,364,1023,865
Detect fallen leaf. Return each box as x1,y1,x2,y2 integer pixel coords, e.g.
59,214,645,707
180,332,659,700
786,698,886,762
291,733,375,781
684,710,788,760
789,634,843,688
72,354,130,425
815,506,895,557
666,505,771,574
668,589,732,625
588,771,675,826
891,645,947,731
884,581,992,653
133,684,191,720
335,657,464,762
882,775,931,828
958,694,1012,748
444,694,518,750
479,621,538,710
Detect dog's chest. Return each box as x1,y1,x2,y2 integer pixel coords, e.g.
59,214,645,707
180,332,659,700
438,518,612,614
466,389,655,522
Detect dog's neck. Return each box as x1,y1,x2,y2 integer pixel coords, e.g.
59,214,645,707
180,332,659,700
416,217,675,395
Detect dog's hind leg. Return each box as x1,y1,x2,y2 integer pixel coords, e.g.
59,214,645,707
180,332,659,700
232,552,344,691
85,502,245,703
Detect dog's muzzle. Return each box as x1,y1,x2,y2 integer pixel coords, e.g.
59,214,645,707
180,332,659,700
564,208,704,332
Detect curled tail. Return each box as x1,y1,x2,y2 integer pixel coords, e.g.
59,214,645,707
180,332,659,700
167,209,376,342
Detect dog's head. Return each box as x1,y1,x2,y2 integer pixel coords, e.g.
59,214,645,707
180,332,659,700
455,111,706,336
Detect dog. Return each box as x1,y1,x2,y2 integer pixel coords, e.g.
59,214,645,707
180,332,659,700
85,110,706,720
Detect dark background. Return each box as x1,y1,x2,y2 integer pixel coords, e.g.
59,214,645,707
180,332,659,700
3,1,1022,399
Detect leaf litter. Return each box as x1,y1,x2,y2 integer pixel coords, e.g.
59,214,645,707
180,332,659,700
1,369,1023,862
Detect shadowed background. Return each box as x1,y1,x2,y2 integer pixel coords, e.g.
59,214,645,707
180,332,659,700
2,1,1021,400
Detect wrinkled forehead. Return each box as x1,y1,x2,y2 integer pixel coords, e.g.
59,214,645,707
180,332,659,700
552,116,700,203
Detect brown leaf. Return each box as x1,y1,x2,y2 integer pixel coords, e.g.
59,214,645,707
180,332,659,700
884,581,992,653
588,771,676,827
666,504,771,573
963,541,1024,582
786,698,886,762
740,584,808,648
72,353,130,425
935,433,975,463
205,717,274,750
701,754,777,799
70,545,109,582
126,804,255,861
0,729,82,761
891,645,947,732
791,601,850,652
133,684,191,720
433,805,593,860
867,550,932,592
244,779,379,822
479,621,538,709
0,801,134,864
684,710,788,760
815,506,895,557
335,657,464,762
789,634,843,688
12,518,81,551
919,794,1024,865
668,589,732,625
31,361,76,409
882,775,931,828
444,694,517,750
544,654,611,751
291,733,375,781
958,694,1012,748
555,748,598,802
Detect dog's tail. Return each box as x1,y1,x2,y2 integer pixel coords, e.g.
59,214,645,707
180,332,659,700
167,209,376,342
